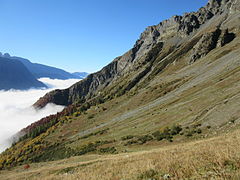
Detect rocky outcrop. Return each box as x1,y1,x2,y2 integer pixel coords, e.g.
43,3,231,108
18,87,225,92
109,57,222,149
217,29,236,47
34,0,239,108
190,28,222,63
190,27,235,63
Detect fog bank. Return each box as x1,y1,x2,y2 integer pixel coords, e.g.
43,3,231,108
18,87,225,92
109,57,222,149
0,78,80,152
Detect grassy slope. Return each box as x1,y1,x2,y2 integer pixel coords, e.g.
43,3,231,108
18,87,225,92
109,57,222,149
2,127,240,179
47,35,240,151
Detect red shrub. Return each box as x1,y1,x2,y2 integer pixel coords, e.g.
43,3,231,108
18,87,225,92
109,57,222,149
24,164,30,169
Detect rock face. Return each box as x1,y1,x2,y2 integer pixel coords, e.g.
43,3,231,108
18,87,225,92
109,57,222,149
217,29,236,47
190,28,221,63
190,28,236,63
34,0,239,108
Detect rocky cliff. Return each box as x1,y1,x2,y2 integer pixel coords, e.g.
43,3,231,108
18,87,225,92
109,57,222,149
34,0,239,109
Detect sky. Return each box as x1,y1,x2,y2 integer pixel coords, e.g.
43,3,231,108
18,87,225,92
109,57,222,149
0,0,208,73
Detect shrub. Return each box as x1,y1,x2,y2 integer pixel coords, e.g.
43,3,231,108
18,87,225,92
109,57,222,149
87,114,95,119
230,119,236,123
138,135,153,144
179,132,184,135
121,135,135,141
161,127,173,141
152,126,180,142
77,143,97,155
102,107,107,111
185,130,194,137
73,112,81,117
98,147,117,154
170,125,182,135
75,140,115,156
193,123,201,128
152,131,165,141
196,128,202,134
79,103,91,112
124,139,138,146
24,164,30,169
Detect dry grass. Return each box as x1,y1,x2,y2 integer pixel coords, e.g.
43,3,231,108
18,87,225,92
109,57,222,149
2,129,240,180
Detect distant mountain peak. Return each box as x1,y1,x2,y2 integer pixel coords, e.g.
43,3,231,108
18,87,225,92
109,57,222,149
0,53,86,80
1,53,11,58
0,56,47,90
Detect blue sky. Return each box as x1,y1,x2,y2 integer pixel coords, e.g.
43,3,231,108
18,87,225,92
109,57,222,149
0,0,208,73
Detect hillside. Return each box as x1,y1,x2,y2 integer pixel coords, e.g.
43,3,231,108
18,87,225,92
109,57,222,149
2,128,240,179
1,0,240,179
0,57,46,90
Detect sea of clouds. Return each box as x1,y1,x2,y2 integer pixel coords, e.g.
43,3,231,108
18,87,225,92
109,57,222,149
0,78,80,152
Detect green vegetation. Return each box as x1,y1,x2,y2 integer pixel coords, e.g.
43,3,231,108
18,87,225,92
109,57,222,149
121,135,135,141
98,147,117,154
87,114,95,119
184,125,203,137
76,142,98,155
20,117,59,140
152,125,182,142
73,111,81,117
123,125,183,145
137,135,154,144
76,140,116,155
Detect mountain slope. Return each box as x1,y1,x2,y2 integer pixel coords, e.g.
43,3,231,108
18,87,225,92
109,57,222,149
33,0,239,108
2,128,240,179
10,56,85,80
0,57,46,90
1,0,240,178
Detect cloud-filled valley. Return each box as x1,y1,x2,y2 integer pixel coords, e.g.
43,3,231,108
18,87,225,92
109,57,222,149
0,78,80,152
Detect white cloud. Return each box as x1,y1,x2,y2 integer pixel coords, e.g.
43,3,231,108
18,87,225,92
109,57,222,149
39,78,80,89
0,78,80,152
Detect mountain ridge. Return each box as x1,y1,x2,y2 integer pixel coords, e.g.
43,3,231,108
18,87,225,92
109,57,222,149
10,56,84,80
0,53,88,80
0,57,46,90
34,0,239,108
